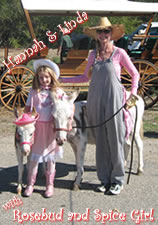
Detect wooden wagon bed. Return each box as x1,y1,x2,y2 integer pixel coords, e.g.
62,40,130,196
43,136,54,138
59,49,90,92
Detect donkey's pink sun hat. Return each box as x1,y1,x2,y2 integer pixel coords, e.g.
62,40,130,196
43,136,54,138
14,113,39,126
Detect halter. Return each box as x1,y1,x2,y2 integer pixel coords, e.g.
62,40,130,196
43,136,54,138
54,127,72,132
16,132,35,148
53,117,73,133
20,141,33,147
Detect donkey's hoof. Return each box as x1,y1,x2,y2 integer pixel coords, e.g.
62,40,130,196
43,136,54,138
17,185,22,195
137,169,144,175
17,189,22,195
73,183,80,191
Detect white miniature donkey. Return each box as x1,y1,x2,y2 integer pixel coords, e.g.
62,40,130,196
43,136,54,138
14,107,39,195
51,90,144,191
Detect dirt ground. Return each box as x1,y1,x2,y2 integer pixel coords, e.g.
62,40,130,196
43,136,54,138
1,48,158,224
0,101,158,225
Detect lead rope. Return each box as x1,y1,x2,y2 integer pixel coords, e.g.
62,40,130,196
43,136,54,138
72,104,125,129
127,104,138,184
72,95,138,185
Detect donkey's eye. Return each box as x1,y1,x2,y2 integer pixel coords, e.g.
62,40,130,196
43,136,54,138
30,133,33,136
18,133,22,137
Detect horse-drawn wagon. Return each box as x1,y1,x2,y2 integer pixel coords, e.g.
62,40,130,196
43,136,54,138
0,0,158,110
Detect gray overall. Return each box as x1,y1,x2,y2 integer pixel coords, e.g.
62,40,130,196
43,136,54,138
87,49,126,186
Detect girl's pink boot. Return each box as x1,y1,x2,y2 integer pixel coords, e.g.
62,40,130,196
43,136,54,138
23,174,37,197
44,171,56,198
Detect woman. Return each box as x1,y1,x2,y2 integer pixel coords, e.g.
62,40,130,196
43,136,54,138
61,17,140,195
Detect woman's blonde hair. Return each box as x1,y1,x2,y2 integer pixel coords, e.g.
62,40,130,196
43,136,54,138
96,40,101,59
32,66,61,92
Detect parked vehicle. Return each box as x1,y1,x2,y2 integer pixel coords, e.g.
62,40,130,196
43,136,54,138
128,22,158,50
0,0,158,110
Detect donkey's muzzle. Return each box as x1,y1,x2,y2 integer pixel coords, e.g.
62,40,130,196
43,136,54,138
56,137,65,146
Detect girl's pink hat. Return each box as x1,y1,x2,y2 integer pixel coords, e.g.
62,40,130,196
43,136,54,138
14,113,39,126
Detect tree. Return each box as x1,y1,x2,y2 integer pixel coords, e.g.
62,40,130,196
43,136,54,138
0,0,157,48
0,0,31,48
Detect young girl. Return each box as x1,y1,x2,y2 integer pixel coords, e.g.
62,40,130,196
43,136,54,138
24,59,66,198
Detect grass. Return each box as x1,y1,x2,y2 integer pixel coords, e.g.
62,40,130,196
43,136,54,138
143,100,158,134
52,56,60,64
143,115,158,133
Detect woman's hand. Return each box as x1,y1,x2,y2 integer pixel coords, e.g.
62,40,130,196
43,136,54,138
125,94,139,110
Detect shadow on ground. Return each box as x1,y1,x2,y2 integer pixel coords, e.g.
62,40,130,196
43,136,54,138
144,131,158,138
0,162,96,194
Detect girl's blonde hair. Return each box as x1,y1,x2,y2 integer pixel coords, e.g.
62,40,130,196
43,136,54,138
32,66,61,92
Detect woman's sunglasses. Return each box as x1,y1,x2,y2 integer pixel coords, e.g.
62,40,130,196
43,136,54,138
96,29,111,34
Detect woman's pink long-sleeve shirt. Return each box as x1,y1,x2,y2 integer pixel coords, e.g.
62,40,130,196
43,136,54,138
61,47,140,95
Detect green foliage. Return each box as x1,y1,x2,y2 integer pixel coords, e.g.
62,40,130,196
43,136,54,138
144,115,158,133
0,0,157,48
110,16,143,34
0,0,30,47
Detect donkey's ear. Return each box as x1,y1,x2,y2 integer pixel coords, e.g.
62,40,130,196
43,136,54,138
14,107,18,118
31,107,37,117
68,88,80,103
50,90,58,102
14,106,23,118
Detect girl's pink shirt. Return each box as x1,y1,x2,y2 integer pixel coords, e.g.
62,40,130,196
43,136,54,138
61,47,140,95
26,88,67,121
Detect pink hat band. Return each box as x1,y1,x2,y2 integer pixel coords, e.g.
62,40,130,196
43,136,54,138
14,113,39,126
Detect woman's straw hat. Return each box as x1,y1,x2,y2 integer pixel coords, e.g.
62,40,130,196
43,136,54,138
84,17,125,41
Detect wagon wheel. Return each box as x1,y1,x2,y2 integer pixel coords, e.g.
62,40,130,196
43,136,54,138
0,66,34,111
121,60,158,109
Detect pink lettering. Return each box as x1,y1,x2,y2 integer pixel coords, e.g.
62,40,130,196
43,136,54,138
41,208,49,221
32,43,38,52
94,209,126,224
22,213,29,221
64,20,77,32
94,209,102,222
2,56,15,72
68,208,90,222
76,11,84,24
130,209,155,224
14,52,26,64
57,24,70,35
2,39,47,69
13,209,23,224
82,208,90,221
82,11,88,21
24,48,34,57
56,208,64,221
2,196,23,211
34,213,41,222
29,212,35,222
46,31,57,43
33,38,46,50
1,12,89,70
2,202,12,211
48,11,88,42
